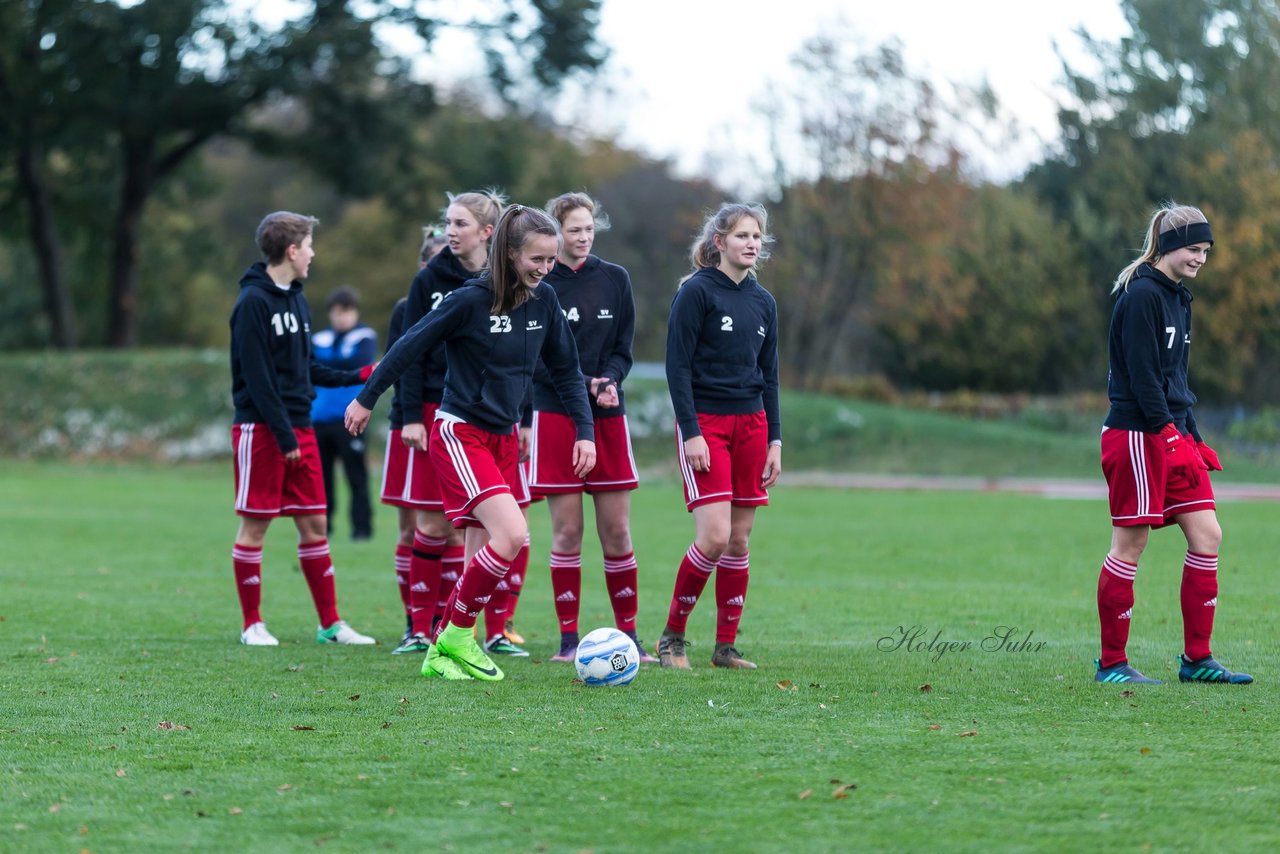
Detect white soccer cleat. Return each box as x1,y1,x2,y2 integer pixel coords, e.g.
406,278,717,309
316,620,377,645
240,622,280,646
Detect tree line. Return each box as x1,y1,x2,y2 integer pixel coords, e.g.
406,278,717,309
3,0,1280,405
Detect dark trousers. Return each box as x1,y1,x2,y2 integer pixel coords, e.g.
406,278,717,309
315,420,372,538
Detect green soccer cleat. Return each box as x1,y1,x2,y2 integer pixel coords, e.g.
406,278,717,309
392,632,431,655
421,644,474,680
435,623,504,681
484,634,530,657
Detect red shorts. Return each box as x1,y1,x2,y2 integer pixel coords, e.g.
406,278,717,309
429,417,523,528
528,411,638,494
381,404,445,510
232,424,326,518
677,411,769,511
1101,426,1215,527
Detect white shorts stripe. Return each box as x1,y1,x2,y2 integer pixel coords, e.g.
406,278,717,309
675,423,700,502
439,419,480,499
236,423,253,512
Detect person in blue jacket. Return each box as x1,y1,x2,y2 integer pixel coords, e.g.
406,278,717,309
346,204,596,681
312,286,379,541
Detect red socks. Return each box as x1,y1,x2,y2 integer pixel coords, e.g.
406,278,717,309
393,543,412,614
439,543,464,619
603,551,639,633
665,544,716,634
484,538,529,639
1180,551,1218,661
448,544,512,629
409,531,447,636
505,534,530,624
550,551,582,634
232,544,263,628
1097,554,1136,668
715,552,749,644
298,539,340,629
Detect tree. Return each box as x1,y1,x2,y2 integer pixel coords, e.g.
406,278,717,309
0,0,605,348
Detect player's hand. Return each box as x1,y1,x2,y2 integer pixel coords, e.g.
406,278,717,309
345,401,372,436
1158,423,1207,486
359,361,379,381
1196,440,1223,472
572,440,597,479
284,448,302,463
683,435,710,473
761,443,782,488
519,426,532,462
401,422,429,452
595,381,619,408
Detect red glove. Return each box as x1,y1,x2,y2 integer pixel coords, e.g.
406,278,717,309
1196,440,1223,472
359,362,378,381
1158,423,1207,486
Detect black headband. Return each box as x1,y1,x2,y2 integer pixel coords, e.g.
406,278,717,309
1158,221,1214,254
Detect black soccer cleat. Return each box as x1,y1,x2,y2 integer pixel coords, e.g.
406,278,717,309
1178,654,1253,684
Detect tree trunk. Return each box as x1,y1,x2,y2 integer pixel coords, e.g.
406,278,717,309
107,139,154,348
15,133,77,349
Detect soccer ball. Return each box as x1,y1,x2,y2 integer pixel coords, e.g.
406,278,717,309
574,627,639,687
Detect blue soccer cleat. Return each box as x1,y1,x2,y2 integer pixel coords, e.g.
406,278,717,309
1095,659,1163,684
1178,654,1253,684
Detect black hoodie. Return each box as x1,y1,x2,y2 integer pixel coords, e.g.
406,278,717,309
230,262,363,453
401,246,476,421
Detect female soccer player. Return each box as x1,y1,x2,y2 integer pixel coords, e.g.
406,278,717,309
525,192,654,663
346,205,596,681
389,192,505,657
656,203,782,670
1095,203,1252,685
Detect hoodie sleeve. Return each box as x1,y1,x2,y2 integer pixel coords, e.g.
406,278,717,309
234,295,299,453
665,280,705,440
759,291,782,444
540,294,594,442
399,270,432,424
1119,288,1176,432
357,288,464,410
602,267,636,386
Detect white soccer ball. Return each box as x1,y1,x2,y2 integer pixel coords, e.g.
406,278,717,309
575,627,640,687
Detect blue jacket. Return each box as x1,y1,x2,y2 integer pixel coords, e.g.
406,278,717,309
358,278,594,440
229,263,364,453
665,267,781,443
1104,263,1201,439
311,323,378,424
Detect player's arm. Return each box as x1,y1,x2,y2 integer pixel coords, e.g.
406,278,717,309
759,295,782,487
666,284,710,471
235,298,298,454
1119,290,1176,432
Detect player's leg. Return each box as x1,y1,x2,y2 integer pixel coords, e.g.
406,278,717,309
546,492,585,660
594,490,653,661
710,505,757,669
1174,509,1251,683
294,512,376,645
232,423,282,646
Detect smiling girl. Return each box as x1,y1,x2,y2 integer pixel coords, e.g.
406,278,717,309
346,205,595,681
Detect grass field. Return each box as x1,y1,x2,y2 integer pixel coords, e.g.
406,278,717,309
2,461,1278,852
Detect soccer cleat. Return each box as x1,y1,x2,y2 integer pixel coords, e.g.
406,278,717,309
1178,654,1254,684
1094,659,1162,684
435,623,504,681
484,634,530,657
316,620,377,645
549,632,580,662
710,643,757,670
502,620,526,645
421,644,474,680
656,632,691,669
391,632,431,655
626,630,658,663
240,622,279,646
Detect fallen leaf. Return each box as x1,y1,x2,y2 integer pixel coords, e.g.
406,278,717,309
829,778,841,784
348,694,361,701
45,657,59,665
287,664,304,672
833,783,857,799
809,682,824,688
399,697,409,704
798,789,812,800
500,801,513,808
1139,746,1151,755
291,725,314,731
593,726,605,732
819,703,827,709
927,724,943,731
1120,690,1135,698
271,692,279,699
386,806,396,816
115,769,126,777
229,807,242,815
919,683,933,693
79,826,88,835
776,680,794,690
49,804,62,813
196,810,207,817
162,794,175,801
277,784,293,792
956,731,978,737
382,721,392,729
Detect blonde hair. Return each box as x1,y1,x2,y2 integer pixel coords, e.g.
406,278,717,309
545,191,611,231
255,211,318,264
1112,203,1210,294
486,205,560,314
689,202,773,271
444,189,506,230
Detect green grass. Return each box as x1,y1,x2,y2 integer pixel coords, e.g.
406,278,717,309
2,461,1278,852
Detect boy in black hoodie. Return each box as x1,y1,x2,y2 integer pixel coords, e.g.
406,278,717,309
228,211,377,648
